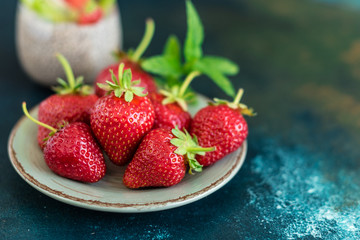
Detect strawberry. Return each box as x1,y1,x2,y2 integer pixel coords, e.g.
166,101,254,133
78,7,102,25
149,71,200,131
94,18,157,97
90,63,155,165
64,0,88,10
37,54,98,149
149,92,191,131
123,127,214,189
190,89,255,167
23,103,106,183
64,0,104,25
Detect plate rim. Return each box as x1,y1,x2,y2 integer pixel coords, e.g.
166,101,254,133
8,106,247,213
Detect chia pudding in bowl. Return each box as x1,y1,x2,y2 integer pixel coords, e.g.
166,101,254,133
16,0,122,86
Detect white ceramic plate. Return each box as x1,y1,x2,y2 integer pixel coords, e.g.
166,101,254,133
8,97,247,213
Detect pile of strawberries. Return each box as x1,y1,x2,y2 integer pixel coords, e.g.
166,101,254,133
23,0,255,189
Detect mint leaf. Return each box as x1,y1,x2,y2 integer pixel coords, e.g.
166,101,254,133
200,56,239,76
141,56,182,79
184,0,204,62
141,35,183,79
194,60,235,97
164,35,181,60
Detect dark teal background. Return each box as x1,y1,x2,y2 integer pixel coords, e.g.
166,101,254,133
2,0,360,239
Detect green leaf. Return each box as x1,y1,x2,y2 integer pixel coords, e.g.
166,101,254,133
131,80,141,86
184,0,204,62
140,35,183,83
56,78,68,88
171,127,186,139
163,35,181,61
74,76,84,90
75,76,84,85
188,158,203,174
200,56,239,76
192,135,199,145
124,91,134,102
123,69,132,89
110,70,118,85
106,81,118,89
174,148,187,156
141,56,182,79
194,60,235,97
114,88,124,98
132,87,147,97
170,138,184,148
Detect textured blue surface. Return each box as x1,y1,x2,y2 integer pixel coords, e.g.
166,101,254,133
316,0,360,8
247,138,360,239
2,0,360,239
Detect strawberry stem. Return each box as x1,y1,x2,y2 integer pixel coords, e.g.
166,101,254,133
131,18,155,62
232,88,244,105
52,53,90,95
22,102,57,133
213,88,256,116
159,71,201,111
187,146,215,153
179,71,201,97
117,63,125,88
56,53,75,90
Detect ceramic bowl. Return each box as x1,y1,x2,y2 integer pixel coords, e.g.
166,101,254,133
8,95,247,212
16,3,122,85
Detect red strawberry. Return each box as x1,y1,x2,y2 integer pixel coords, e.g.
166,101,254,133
23,103,106,183
123,127,214,188
64,0,103,25
190,89,255,167
149,92,191,131
94,19,157,97
148,71,200,131
78,7,102,25
90,63,155,165
37,54,98,149
64,0,88,10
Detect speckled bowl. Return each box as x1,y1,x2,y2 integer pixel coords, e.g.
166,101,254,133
16,3,122,86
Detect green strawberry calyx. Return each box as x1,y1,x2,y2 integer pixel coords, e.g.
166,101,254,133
170,126,215,174
97,63,147,102
212,88,256,116
159,71,201,111
52,53,92,96
113,18,155,63
22,102,58,141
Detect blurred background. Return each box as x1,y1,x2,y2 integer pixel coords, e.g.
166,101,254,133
2,0,360,239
